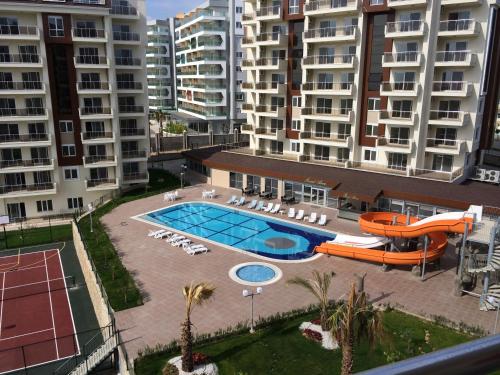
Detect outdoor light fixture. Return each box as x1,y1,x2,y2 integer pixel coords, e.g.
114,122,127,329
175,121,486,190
242,287,262,333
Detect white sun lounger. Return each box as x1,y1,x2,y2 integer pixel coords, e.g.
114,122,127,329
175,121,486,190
318,214,327,226
270,204,281,214
185,246,208,255
288,208,296,218
226,195,237,204
155,231,172,239
295,209,305,220
148,229,165,237
166,234,184,243
247,200,257,209
183,243,205,250
263,203,274,212
235,197,245,206
173,239,191,247
255,201,264,210
308,212,317,224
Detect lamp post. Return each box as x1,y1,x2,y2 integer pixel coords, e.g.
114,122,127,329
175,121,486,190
180,164,187,189
242,287,262,333
88,203,94,233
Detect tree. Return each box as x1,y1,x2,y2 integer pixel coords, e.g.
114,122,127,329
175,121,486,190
329,283,384,375
287,270,335,331
180,282,215,372
155,110,166,135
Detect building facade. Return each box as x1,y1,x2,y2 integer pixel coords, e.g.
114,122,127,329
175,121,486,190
174,0,246,133
0,0,149,220
241,0,500,183
147,18,176,113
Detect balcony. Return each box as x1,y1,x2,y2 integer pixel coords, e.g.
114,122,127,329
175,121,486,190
79,107,113,120
254,127,286,141
0,182,56,197
425,138,467,154
301,154,348,168
85,178,119,191
300,132,353,147
441,0,482,6
0,25,39,40
115,57,142,69
116,81,143,93
255,105,286,118
385,20,425,38
241,82,254,91
72,28,107,42
438,20,479,37
255,32,287,46
112,31,141,44
376,138,415,154
304,0,359,15
0,108,48,122
122,150,148,160
82,155,117,167
242,13,256,24
411,168,463,182
255,58,287,71
434,51,475,67
303,26,357,43
81,132,115,144
302,54,355,69
0,133,50,147
431,81,472,97
301,107,353,122
241,60,255,70
382,52,422,67
0,81,45,94
428,110,468,126
0,54,42,67
118,105,145,116
301,82,353,95
0,158,53,172
110,4,138,17
76,81,111,94
120,128,146,139
380,82,419,97
387,0,428,7
256,5,281,20
74,55,109,68
349,160,409,176
241,36,255,47
254,82,286,94
379,110,417,126
242,103,254,112
240,124,254,133
123,172,148,183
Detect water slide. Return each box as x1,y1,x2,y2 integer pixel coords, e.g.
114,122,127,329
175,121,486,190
315,206,481,266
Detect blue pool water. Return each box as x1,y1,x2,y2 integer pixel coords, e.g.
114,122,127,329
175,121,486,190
236,265,276,282
140,202,335,260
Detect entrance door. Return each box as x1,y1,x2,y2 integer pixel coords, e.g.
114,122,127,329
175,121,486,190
7,202,26,221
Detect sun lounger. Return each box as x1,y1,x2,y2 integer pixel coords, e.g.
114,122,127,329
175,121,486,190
235,197,245,206
183,243,206,250
166,234,184,243
318,214,327,226
226,195,237,204
247,200,257,209
148,229,165,237
263,203,274,212
155,231,172,239
308,213,317,224
185,246,209,255
287,208,296,218
173,239,191,247
295,209,305,220
255,201,264,210
270,204,281,214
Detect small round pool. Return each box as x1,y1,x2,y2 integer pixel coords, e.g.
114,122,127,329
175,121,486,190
229,262,282,286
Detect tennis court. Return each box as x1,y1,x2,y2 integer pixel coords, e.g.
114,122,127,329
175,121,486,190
0,249,79,374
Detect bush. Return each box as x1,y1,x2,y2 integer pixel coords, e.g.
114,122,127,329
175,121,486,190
302,329,322,343
193,352,210,366
162,362,179,375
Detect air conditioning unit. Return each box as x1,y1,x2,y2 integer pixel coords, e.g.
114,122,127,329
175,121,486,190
484,169,500,184
474,168,486,180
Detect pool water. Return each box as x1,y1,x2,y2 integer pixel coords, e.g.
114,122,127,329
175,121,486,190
236,264,276,282
139,202,335,260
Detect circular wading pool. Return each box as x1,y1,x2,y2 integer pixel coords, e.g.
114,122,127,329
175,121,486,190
229,262,282,286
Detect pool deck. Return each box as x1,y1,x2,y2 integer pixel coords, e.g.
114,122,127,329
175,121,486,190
101,184,497,359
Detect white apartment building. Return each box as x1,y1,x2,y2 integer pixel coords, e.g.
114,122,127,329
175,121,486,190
147,18,175,112
241,0,500,183
173,0,246,133
0,0,149,221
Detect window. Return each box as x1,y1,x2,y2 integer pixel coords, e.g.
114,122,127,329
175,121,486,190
236,65,241,72
290,141,300,153
388,153,407,170
229,172,243,189
265,178,278,197
246,175,260,191
370,0,384,4
291,119,300,131
236,6,243,13
337,148,349,162
36,199,53,212
67,197,83,210
62,144,76,157
48,16,64,37
392,100,413,118
338,123,351,139
389,127,410,144
365,124,378,137
340,99,353,114
364,148,377,162
292,96,301,107
289,0,300,14
368,97,380,110
270,141,283,154
270,118,283,132
236,51,243,58
59,120,73,133
236,22,242,29
64,167,79,180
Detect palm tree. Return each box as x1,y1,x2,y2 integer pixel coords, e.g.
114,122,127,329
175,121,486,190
287,270,335,331
155,110,166,135
329,283,384,375
180,282,215,372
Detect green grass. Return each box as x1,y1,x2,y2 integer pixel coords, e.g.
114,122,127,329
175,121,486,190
0,224,73,250
134,309,472,375
77,169,181,311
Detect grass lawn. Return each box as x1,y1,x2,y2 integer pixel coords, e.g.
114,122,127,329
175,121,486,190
0,224,72,250
134,309,472,375
77,169,181,311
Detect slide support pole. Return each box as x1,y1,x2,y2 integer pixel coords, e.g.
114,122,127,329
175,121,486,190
421,235,428,281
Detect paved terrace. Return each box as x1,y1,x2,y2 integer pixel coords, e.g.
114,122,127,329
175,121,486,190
101,185,497,358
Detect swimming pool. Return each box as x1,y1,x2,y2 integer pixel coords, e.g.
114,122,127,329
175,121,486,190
135,202,335,261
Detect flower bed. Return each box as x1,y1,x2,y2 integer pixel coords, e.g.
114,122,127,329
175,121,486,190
302,328,322,343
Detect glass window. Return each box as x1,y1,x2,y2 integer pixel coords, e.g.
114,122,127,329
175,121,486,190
229,172,243,188
291,119,300,131
368,97,380,110
246,175,260,191
48,16,64,37
265,178,278,197
364,148,377,162
289,0,299,14
365,124,378,137
292,96,301,107
36,200,53,212
62,144,76,157
64,167,79,180
59,120,73,133
67,197,83,209
290,141,300,152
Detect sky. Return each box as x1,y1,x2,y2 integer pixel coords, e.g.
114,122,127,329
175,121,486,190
146,0,202,19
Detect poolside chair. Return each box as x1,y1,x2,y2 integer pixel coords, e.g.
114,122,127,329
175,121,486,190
183,243,206,250
295,209,305,220
255,201,264,210
247,200,257,209
148,229,165,237
174,190,179,200
318,214,327,226
235,197,245,206
166,234,184,244
308,212,317,224
173,238,191,247
155,231,172,239
209,189,216,199
185,246,209,255
287,208,296,218
270,204,281,214
263,203,274,212
226,195,237,204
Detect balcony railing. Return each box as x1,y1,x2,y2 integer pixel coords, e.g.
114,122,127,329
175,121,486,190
305,0,357,12
82,132,114,140
302,82,353,91
123,173,148,181
72,28,106,39
256,5,281,17
255,82,285,90
0,53,40,64
0,81,43,90
75,55,107,65
86,178,117,188
386,20,424,33
435,50,471,63
118,105,144,113
303,54,354,65
0,25,38,36
0,107,45,117
304,25,356,39
242,13,255,22
110,5,137,15
80,107,112,116
379,110,414,121
377,137,411,146
429,110,465,121
0,182,54,195
117,81,143,90
302,131,351,141
122,150,147,159
113,31,140,42
77,81,109,91
0,133,48,143
115,57,141,66
426,138,462,148
0,158,51,169
383,51,420,63
301,107,352,117
242,103,253,111
380,81,416,91
256,32,287,43
439,19,476,33
431,81,468,92
84,155,115,164
120,128,145,137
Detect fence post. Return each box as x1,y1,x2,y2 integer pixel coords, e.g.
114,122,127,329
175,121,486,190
20,221,24,246
3,226,7,249
49,216,53,242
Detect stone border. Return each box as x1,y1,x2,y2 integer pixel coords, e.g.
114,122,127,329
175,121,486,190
228,262,283,286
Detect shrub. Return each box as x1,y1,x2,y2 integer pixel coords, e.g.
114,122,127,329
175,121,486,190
302,329,322,343
162,362,179,375
193,352,210,366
